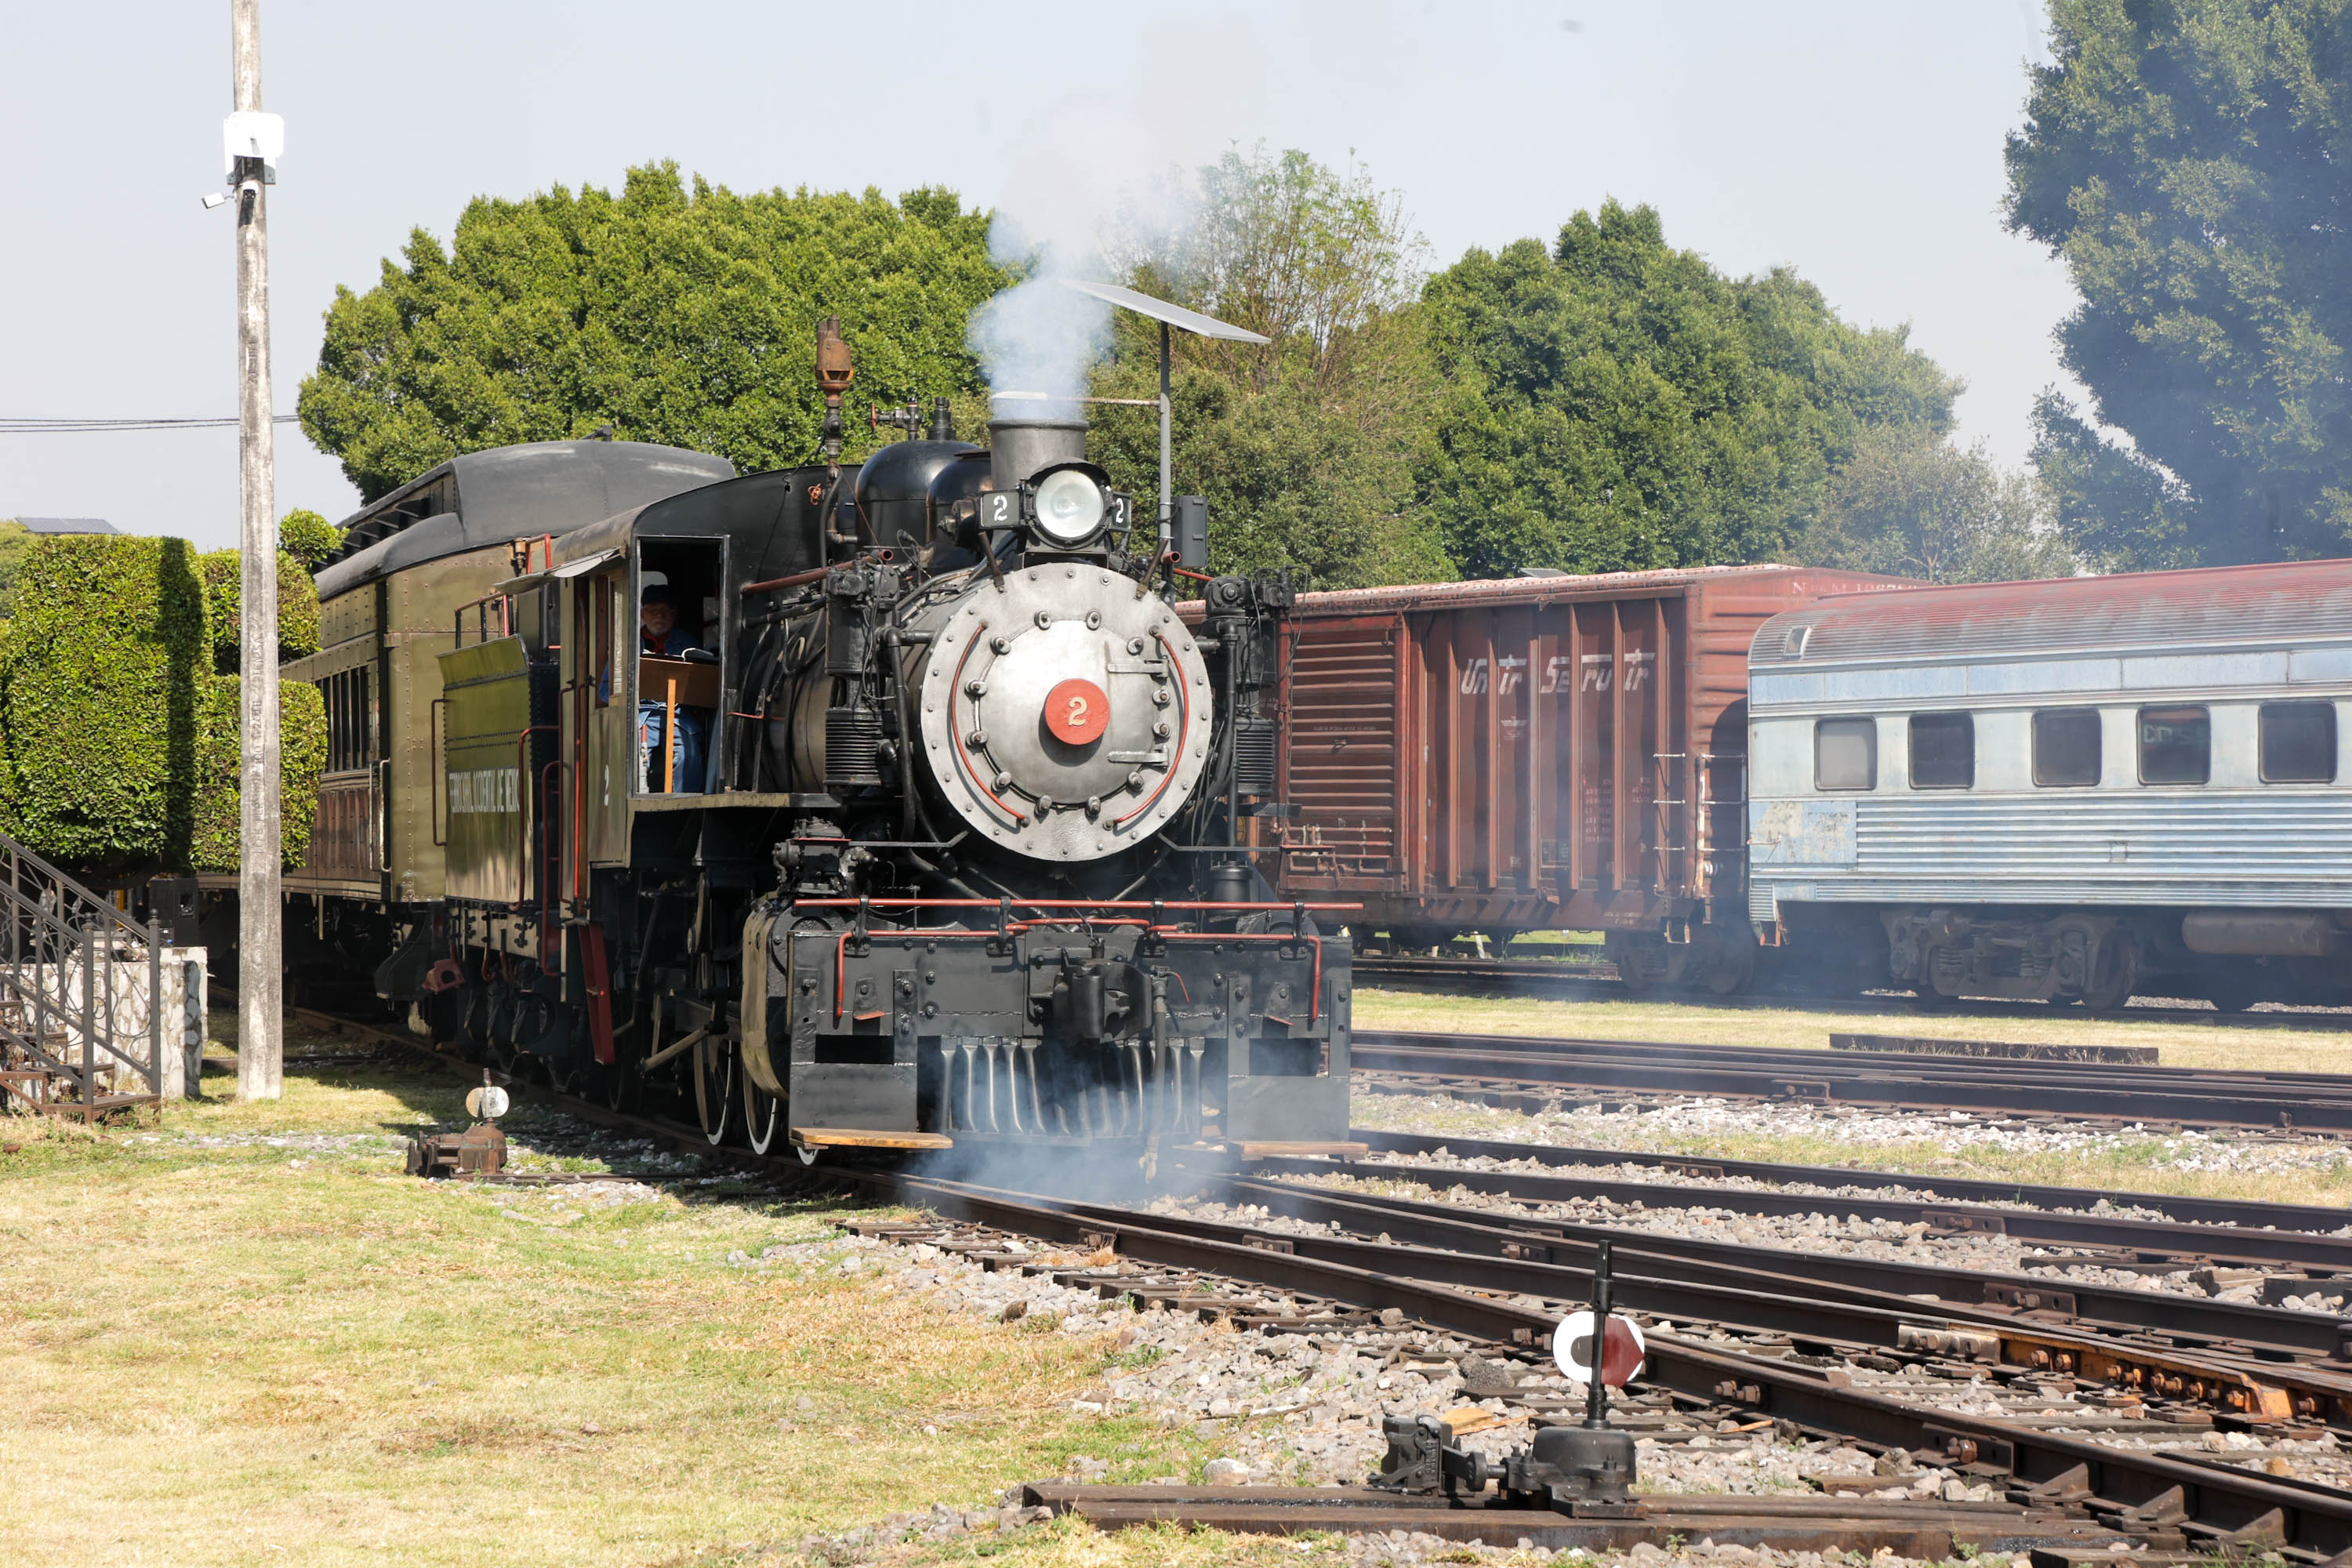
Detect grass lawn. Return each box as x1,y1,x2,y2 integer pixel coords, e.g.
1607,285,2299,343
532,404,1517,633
1352,985,2352,1075
0,1015,1345,1568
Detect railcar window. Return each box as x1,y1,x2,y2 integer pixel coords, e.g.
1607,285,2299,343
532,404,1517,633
1908,713,1973,789
2260,702,2337,783
1814,719,1876,791
2138,706,2209,785
2032,709,2101,786
593,579,614,708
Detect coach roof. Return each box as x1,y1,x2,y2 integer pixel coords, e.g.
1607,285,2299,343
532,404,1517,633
1752,557,2352,669
314,441,735,601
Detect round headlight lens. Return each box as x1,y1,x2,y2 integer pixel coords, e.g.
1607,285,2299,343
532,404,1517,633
1031,469,1106,543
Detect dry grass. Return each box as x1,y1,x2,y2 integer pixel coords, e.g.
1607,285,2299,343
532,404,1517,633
1352,985,2352,1074
0,1016,1331,1568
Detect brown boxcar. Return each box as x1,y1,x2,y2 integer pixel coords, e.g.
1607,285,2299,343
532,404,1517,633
1269,565,1911,990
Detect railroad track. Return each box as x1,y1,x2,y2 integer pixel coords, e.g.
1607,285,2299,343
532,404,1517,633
267,1002,2352,1558
1354,1028,2352,1133
1353,953,2352,1031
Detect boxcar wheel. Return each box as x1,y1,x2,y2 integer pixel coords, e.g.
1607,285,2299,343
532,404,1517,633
2079,934,2140,1012
693,1039,736,1146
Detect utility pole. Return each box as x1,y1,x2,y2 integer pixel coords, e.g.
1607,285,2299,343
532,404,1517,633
231,0,281,1100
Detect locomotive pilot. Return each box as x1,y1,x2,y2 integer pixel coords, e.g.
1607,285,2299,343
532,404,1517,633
637,585,709,793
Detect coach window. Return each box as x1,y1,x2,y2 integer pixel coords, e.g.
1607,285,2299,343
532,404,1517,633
592,578,614,707
2138,706,2210,785
1814,718,1876,791
2260,702,2337,783
1908,713,1974,789
2032,708,2101,786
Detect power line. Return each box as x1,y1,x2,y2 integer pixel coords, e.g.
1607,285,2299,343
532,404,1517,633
0,416,303,433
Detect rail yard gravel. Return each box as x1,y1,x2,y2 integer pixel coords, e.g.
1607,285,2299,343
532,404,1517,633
1234,1174,2351,1309
1353,1086,2352,1179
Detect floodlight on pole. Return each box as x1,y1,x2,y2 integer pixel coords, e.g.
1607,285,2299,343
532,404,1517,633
1051,278,1267,558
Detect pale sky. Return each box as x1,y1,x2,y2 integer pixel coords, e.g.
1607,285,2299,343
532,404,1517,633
1,1,2073,550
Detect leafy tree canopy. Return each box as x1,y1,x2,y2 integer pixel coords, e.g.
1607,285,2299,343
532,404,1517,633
299,163,1008,501
1084,147,1455,589
278,508,343,572
2007,0,2352,566
1799,425,2078,583
1417,201,1962,578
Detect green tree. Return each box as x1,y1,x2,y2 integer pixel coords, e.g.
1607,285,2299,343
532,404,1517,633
1418,201,1962,578
1085,147,1455,589
278,508,343,572
299,163,1008,500
2006,0,2352,565
1798,426,2078,583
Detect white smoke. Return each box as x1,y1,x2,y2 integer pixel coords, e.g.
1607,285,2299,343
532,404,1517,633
965,16,1269,410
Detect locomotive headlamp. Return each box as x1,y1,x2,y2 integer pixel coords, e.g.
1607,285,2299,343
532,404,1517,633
1030,467,1107,545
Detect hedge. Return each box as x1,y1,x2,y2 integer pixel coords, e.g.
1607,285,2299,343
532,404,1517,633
0,535,327,873
198,548,322,672
190,677,328,873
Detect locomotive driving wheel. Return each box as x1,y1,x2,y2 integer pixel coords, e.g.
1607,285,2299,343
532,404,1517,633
743,1075,785,1155
693,1037,736,1146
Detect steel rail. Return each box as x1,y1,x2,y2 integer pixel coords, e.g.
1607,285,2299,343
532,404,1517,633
1215,1173,2352,1377
1350,956,2352,1033
1257,1151,2352,1275
1364,1029,2352,1096
1355,1030,2352,1132
1350,1127,2352,1237
881,1173,2352,1559
985,1174,2352,1423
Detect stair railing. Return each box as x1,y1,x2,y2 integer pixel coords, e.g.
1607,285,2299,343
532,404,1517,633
0,835,162,1120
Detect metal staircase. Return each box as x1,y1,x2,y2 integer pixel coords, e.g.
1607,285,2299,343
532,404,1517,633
0,834,164,1121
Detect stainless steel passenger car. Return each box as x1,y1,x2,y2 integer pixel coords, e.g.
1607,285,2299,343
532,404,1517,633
1744,561,2352,1009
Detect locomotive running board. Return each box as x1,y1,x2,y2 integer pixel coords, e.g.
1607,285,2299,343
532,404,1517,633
789,1127,955,1151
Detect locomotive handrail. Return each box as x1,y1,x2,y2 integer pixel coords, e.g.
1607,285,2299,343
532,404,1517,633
786,898,1359,911
740,565,831,595
427,697,448,848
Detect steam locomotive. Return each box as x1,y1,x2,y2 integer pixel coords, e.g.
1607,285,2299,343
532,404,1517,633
281,314,1352,1159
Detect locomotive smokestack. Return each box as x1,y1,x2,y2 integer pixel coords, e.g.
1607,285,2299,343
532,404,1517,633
987,411,1087,492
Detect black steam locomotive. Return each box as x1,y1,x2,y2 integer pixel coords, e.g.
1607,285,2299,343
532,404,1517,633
283,312,1353,1161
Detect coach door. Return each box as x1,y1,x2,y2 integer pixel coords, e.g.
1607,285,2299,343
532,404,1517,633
560,557,633,875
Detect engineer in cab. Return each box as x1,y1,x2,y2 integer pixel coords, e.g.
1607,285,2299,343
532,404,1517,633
637,583,712,793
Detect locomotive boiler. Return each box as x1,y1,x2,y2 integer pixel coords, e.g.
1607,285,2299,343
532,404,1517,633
282,307,1352,1159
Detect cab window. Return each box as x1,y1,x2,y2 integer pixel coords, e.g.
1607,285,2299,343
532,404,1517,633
1814,719,1876,791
